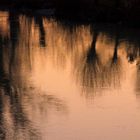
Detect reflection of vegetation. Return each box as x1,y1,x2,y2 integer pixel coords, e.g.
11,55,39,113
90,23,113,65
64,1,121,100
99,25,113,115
112,31,119,64
75,26,123,94
1,12,140,135
34,16,46,47
47,20,140,95
0,36,41,139
109,30,121,89
77,29,101,90
0,12,67,140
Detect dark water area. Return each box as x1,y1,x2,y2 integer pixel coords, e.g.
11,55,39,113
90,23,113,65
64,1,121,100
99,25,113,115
0,10,140,140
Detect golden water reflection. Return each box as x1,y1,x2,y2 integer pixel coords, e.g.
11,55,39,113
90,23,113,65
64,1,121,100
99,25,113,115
0,11,140,140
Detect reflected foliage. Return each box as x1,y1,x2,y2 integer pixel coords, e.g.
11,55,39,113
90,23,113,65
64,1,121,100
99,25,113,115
0,11,67,140
0,11,140,139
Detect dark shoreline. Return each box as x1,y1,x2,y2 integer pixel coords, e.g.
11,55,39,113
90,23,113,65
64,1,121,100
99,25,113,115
1,3,140,28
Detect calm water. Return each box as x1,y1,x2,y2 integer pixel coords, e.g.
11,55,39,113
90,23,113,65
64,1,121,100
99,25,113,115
0,10,140,140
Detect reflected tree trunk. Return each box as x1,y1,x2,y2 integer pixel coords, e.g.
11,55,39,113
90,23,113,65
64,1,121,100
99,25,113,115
9,12,20,76
34,17,46,47
112,29,119,64
86,29,98,63
79,28,100,90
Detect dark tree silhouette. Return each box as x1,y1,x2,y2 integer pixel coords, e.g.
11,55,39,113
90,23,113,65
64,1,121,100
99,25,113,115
34,17,46,47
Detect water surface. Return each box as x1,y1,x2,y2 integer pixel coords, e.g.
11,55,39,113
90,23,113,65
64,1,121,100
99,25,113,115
0,11,140,140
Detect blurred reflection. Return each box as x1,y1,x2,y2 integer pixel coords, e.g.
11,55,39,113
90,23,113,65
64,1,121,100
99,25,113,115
75,27,101,93
0,11,67,140
0,10,140,139
74,26,122,95
34,16,46,47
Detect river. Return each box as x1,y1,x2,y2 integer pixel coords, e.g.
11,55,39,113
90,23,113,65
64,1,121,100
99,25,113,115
0,10,140,140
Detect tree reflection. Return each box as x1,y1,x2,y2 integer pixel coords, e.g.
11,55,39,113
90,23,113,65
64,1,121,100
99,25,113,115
75,26,123,95
78,27,101,92
0,34,40,139
1,10,140,139
0,12,67,140
34,16,46,47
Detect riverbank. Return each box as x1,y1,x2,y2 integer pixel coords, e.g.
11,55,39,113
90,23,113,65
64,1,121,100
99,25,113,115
1,0,140,25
